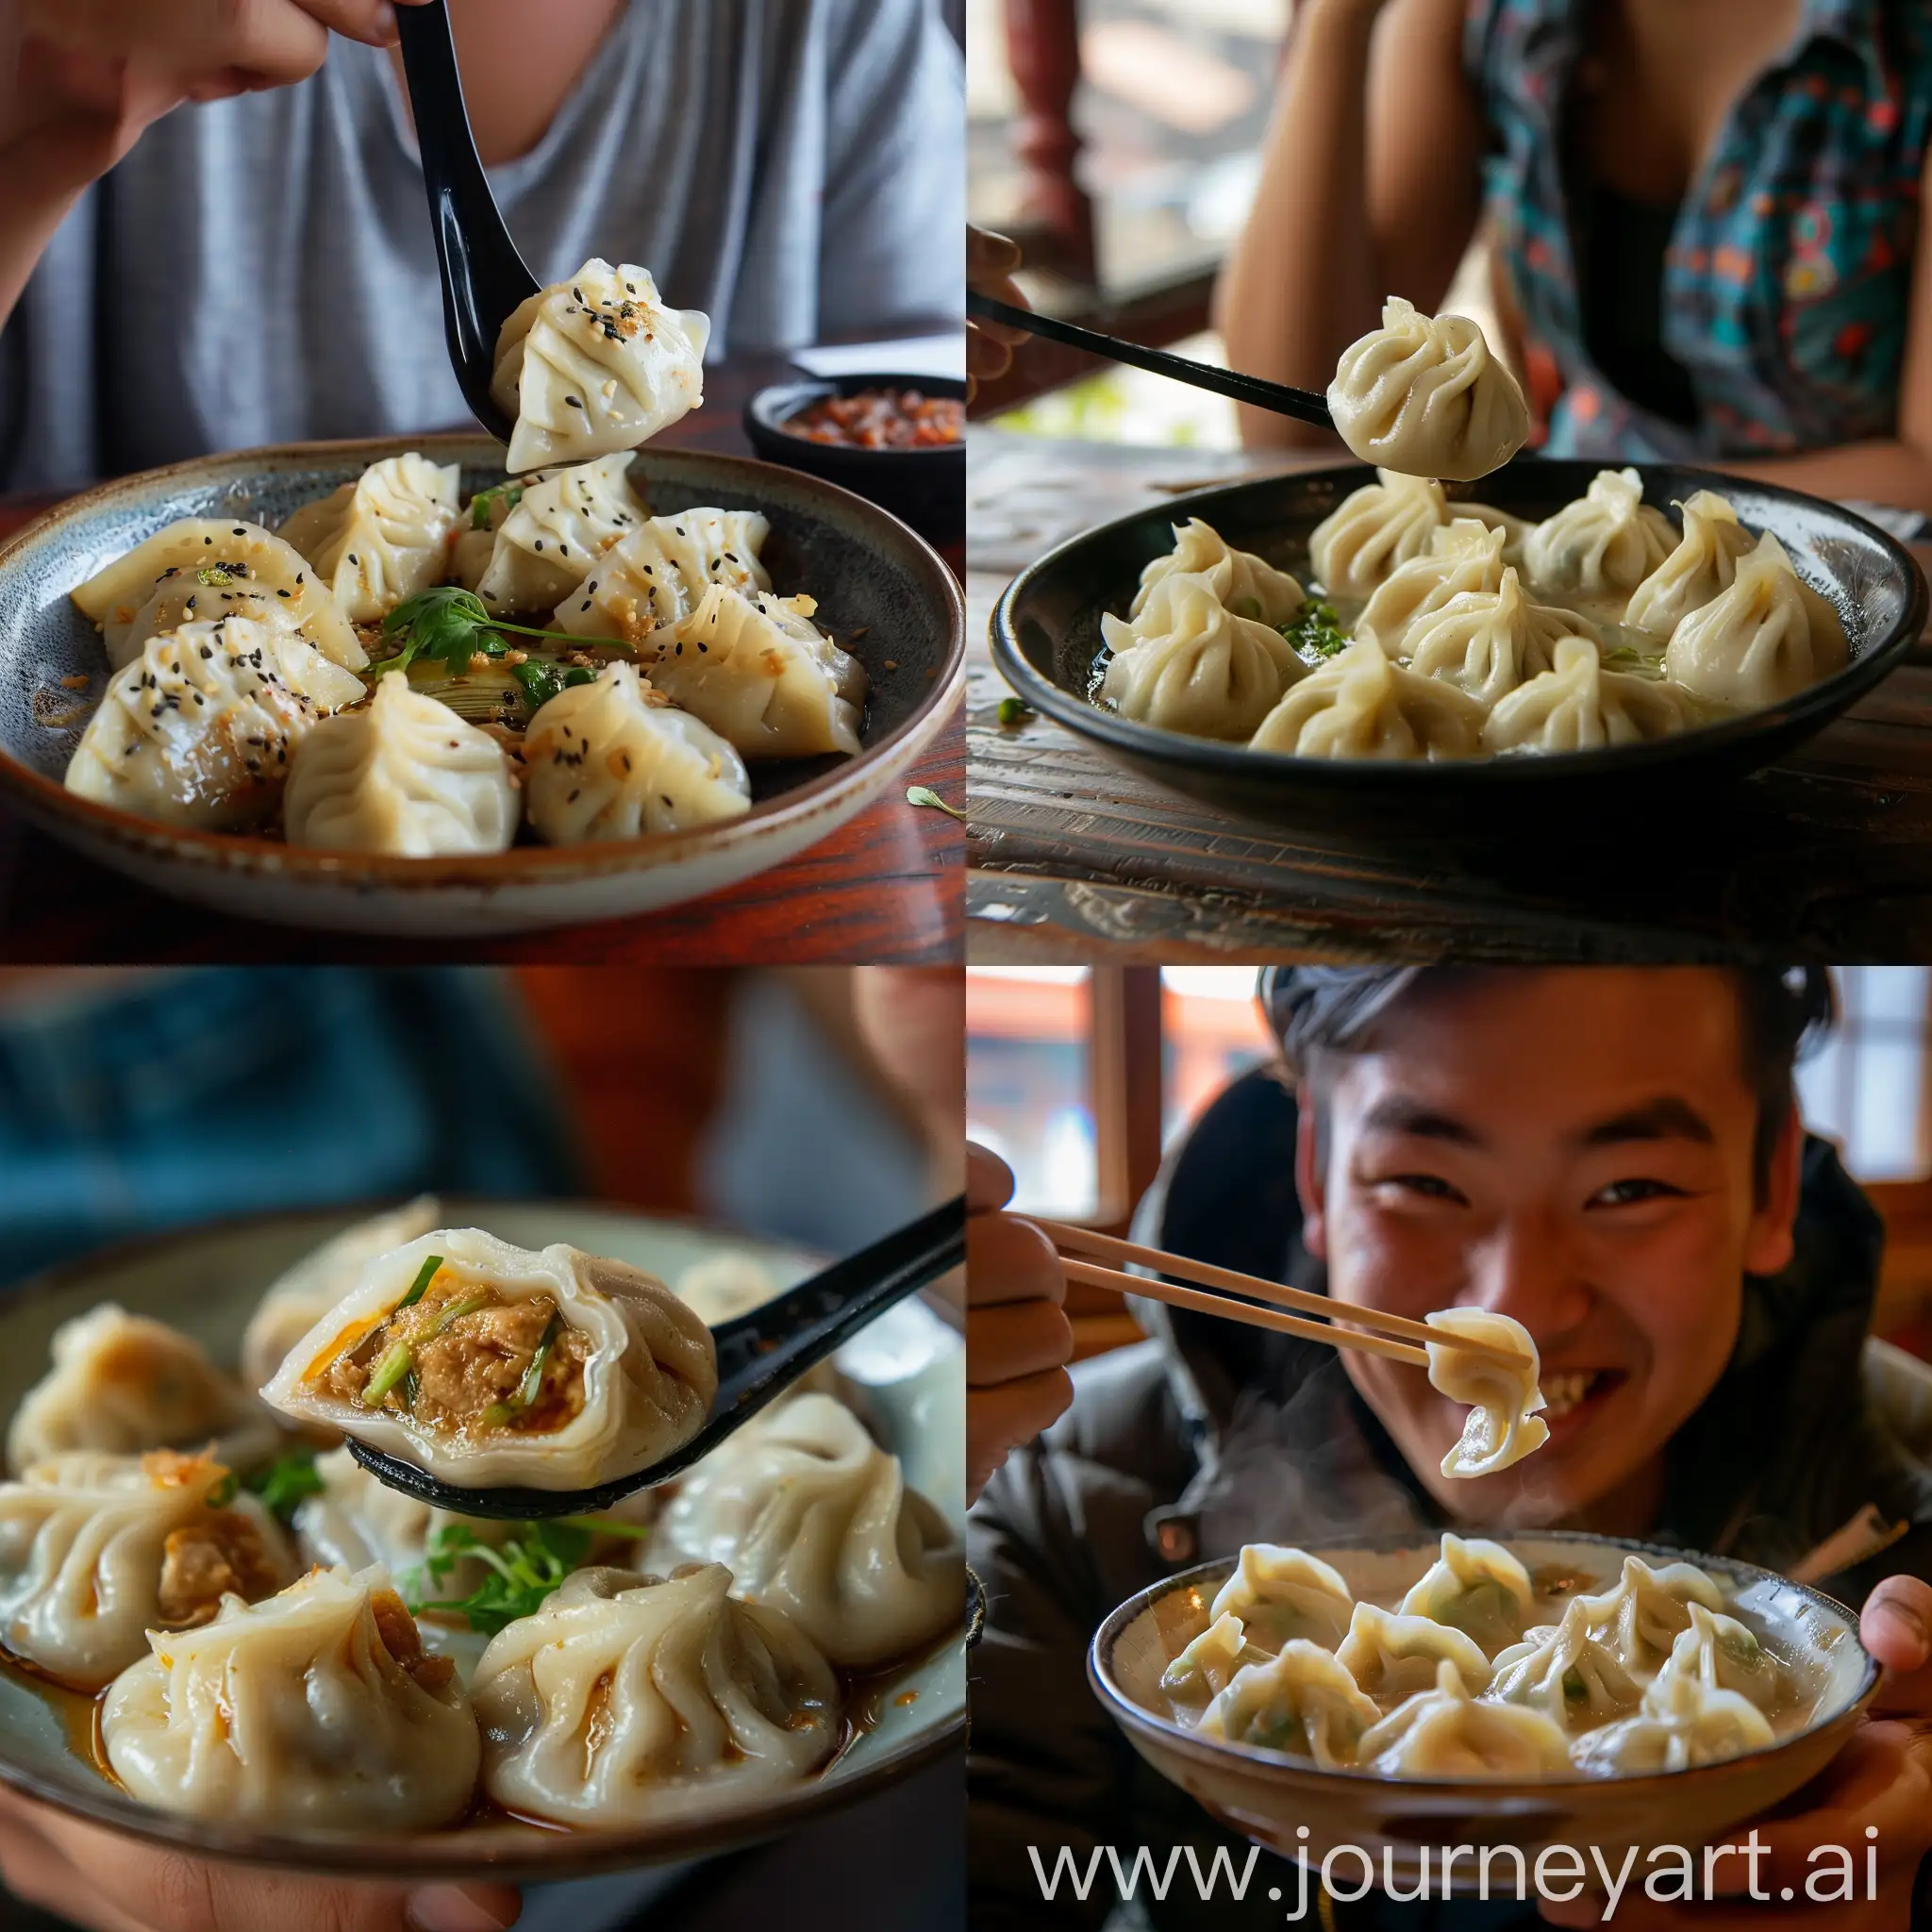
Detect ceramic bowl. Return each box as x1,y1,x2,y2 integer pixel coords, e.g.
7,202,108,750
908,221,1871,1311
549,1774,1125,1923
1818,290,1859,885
0,1201,966,1880
0,438,964,936
991,460,1928,831
1091,1533,1875,1889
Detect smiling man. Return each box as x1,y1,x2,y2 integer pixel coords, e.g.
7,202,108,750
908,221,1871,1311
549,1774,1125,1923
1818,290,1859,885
968,966,1932,1930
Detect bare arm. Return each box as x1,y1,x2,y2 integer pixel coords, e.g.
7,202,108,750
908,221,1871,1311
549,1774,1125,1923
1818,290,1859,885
1214,0,1485,449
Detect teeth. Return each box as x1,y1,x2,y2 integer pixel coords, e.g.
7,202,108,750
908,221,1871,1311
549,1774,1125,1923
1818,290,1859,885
1541,1371,1600,1418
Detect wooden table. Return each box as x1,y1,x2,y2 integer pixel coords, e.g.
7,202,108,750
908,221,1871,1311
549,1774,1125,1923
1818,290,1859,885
966,429,1932,961
0,348,963,965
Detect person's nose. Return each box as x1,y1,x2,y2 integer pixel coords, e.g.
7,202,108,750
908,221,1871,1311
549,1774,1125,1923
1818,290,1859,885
1463,1211,1591,1337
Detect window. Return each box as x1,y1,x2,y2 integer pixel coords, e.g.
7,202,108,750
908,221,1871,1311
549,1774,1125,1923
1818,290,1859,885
965,968,1097,1217
1798,967,1932,1182
1160,967,1272,1145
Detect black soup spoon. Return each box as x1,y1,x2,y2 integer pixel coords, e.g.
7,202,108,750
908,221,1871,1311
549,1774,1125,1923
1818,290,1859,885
345,1195,966,1521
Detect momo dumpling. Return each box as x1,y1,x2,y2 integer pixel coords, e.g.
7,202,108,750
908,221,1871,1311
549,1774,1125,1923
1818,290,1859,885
1399,1533,1536,1656
1308,473,1449,593
64,619,364,831
1356,519,1508,655
471,1564,839,1824
1407,570,1600,707
523,661,752,841
553,508,773,645
1425,1308,1548,1477
239,1196,441,1391
1362,1659,1572,1778
1327,297,1530,482
675,1252,781,1324
652,586,866,758
276,455,462,623
1486,1598,1642,1731
8,1305,271,1474
1160,1612,1271,1704
1130,519,1305,627
649,1392,962,1667
1570,1667,1775,1776
260,1227,719,1491
1664,531,1850,708
1646,1602,1787,1713
1100,572,1303,741
1197,1641,1380,1767
1522,469,1674,601
1624,491,1757,638
0,1450,294,1689
71,517,367,673
1574,1555,1726,1676
1336,1602,1491,1701
473,453,651,612
1250,635,1487,760
283,673,520,857
101,1564,478,1830
1481,637,1701,754
491,258,708,473
1207,1544,1353,1651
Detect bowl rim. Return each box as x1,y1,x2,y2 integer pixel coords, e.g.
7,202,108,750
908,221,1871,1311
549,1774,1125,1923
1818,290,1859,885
1089,1530,1878,1793
0,1197,968,1879
990,458,1930,785
743,375,969,451
0,434,965,887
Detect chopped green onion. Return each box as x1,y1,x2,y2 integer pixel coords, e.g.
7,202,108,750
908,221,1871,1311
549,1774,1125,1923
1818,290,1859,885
1562,1667,1587,1702
204,1471,239,1508
394,1254,443,1313
510,658,597,712
514,1313,563,1410
431,1291,491,1335
402,1367,420,1412
996,696,1032,727
479,1401,513,1430
361,1341,414,1407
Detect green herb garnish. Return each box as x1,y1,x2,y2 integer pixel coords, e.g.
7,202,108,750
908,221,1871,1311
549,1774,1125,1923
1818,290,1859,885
242,1448,325,1523
204,1470,239,1508
996,696,1032,727
514,1312,563,1410
368,588,585,679
468,482,525,531
509,658,598,711
1278,596,1349,662
395,1253,444,1311
361,1339,415,1407
400,1520,595,1636
195,563,242,588
907,785,967,822
1562,1667,1587,1702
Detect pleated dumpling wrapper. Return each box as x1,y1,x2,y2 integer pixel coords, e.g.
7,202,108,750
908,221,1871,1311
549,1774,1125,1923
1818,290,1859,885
1486,1597,1642,1732
472,453,651,613
1407,569,1600,708
1623,491,1757,640
1480,636,1701,754
1327,297,1530,483
1335,1601,1492,1702
260,1228,718,1491
1572,1553,1726,1677
1570,1666,1775,1776
650,1391,964,1668
491,258,709,474
553,507,774,647
65,618,364,831
276,454,462,623
101,1564,479,1831
0,1449,295,1690
1521,467,1675,602
282,673,521,857
1249,635,1487,760
70,517,367,672
1359,1658,1572,1779
1207,1543,1354,1652
1424,1307,1548,1477
1130,518,1305,627
1196,1641,1380,1767
1663,530,1850,708
1397,1531,1536,1656
472,1563,840,1825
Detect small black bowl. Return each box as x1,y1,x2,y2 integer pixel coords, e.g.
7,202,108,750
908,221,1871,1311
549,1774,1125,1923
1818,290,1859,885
744,373,964,546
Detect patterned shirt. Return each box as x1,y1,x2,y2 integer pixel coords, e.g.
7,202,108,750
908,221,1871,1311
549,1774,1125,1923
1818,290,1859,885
1467,0,1932,460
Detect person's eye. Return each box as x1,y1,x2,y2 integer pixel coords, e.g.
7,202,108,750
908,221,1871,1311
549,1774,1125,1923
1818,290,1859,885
1590,1177,1688,1208
1373,1173,1467,1204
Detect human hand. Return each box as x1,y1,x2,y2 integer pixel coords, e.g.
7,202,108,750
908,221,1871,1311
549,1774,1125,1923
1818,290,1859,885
1539,1574,1932,1927
967,1141,1073,1503
0,1784,520,1932
966,226,1029,401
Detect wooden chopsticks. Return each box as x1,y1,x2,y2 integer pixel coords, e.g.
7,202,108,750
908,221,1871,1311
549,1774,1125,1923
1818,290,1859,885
1029,1217,1528,1372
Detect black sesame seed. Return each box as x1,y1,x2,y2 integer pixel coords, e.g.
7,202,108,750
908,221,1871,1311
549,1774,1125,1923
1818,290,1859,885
565,396,584,409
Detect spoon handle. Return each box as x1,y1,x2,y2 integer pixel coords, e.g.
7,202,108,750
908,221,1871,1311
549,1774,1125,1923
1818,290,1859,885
967,291,1336,430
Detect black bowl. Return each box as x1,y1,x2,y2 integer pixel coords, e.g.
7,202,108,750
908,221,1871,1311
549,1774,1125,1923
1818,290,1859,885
744,374,964,546
989,459,1928,830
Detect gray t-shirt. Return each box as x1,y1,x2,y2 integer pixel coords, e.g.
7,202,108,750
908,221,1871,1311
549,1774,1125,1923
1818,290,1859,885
0,0,963,491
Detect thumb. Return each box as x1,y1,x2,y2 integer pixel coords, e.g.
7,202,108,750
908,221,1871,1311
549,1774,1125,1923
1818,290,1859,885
1861,1574,1932,1714
967,1141,1015,1214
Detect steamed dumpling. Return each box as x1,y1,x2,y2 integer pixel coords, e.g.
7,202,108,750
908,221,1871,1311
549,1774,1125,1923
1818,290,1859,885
1623,491,1757,638
1398,1534,1536,1656
282,672,520,856
0,1450,295,1689
1100,572,1304,741
553,508,774,645
276,455,462,623
1335,1602,1491,1701
101,1563,478,1830
71,517,367,673
474,453,652,612
260,1227,719,1491
1308,473,1450,594
523,661,752,841
1407,570,1601,706
1574,1555,1726,1676
1355,519,1509,655
649,1392,962,1668
1646,1602,1787,1713
1249,635,1487,760
1570,1666,1775,1776
1485,1597,1642,1732
1159,1611,1271,1704
64,619,364,831
1481,637,1702,753
1360,1658,1572,1779
239,1197,442,1392
1207,1544,1353,1652
491,258,708,474
652,586,866,758
1521,468,1674,601
1197,1641,1380,1767
1327,297,1530,482
1664,531,1850,708
1130,519,1305,627
471,1564,840,1824
1424,1308,1549,1477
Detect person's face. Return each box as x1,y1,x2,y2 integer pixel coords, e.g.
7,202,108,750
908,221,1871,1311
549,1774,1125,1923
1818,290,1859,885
1295,969,1802,1529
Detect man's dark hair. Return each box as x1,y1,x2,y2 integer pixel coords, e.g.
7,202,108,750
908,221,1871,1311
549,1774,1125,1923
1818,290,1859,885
1258,966,1836,1199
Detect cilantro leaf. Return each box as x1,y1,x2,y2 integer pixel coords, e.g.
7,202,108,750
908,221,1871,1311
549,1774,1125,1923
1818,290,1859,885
468,482,525,531
399,1520,597,1636
510,658,598,712
1278,597,1349,662
242,1447,324,1523
370,586,604,681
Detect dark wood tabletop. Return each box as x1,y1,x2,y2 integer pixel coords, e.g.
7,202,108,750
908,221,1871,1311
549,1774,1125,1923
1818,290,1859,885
0,346,964,966
966,430,1932,963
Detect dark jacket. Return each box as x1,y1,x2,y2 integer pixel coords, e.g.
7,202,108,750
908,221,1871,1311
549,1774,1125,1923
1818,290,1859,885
968,1070,1932,1930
